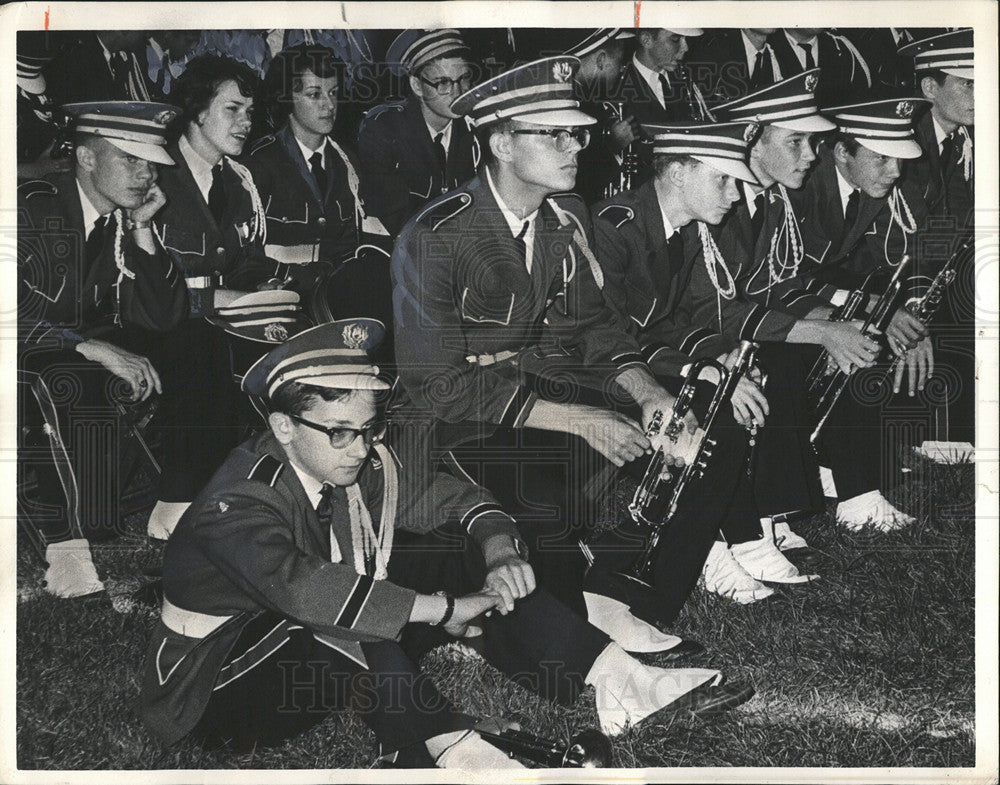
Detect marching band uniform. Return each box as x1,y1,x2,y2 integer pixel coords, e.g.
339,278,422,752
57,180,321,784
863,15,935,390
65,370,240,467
357,30,479,239
766,29,872,105
17,103,187,594
142,319,742,762
151,135,276,516
686,29,783,107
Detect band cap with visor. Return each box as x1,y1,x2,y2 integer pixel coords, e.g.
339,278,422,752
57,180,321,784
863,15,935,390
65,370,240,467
62,101,177,165
643,121,760,183
822,98,929,159
714,69,836,133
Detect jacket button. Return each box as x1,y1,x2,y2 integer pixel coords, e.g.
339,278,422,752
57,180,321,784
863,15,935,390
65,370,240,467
317,217,327,227
215,247,225,256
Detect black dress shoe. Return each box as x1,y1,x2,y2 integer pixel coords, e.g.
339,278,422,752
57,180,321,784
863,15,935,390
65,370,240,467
658,639,706,662
648,680,755,725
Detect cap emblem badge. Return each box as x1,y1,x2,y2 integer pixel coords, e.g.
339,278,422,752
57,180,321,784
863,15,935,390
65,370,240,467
154,109,178,125
896,100,913,118
552,61,573,83
804,73,819,92
342,322,370,349
264,323,289,342
744,121,760,142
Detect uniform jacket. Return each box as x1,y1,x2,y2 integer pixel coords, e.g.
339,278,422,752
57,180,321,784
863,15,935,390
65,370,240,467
783,145,930,301
841,28,917,99
17,172,187,355
687,30,782,109
155,142,275,313
617,61,699,127
573,96,625,206
391,175,647,431
592,181,798,377
46,33,160,104
767,30,871,105
907,110,974,231
141,429,517,745
357,97,479,238
244,123,360,268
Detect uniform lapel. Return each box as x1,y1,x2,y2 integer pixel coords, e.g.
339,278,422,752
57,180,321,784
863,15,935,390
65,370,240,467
277,123,324,207
168,143,224,239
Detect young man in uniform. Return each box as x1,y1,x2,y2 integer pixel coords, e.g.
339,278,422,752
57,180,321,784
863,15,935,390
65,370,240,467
140,318,753,767
563,28,638,204
715,74,928,532
357,29,479,239
899,29,975,444
148,54,278,539
17,102,188,598
591,119,821,601
391,55,772,649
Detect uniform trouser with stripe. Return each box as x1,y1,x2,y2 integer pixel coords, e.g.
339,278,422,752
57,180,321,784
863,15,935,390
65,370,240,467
18,330,160,544
443,376,762,629
191,524,610,764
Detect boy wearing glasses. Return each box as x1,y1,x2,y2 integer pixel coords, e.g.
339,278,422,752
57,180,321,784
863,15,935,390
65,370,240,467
390,56,725,653
141,318,752,767
357,29,479,238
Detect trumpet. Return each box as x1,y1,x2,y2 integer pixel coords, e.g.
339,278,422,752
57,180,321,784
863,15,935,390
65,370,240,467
601,101,640,199
474,721,613,768
807,256,911,442
882,235,972,385
615,340,759,589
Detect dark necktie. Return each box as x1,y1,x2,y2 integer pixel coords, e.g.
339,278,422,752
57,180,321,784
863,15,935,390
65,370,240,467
938,130,961,173
316,482,335,530
797,42,816,71
208,163,227,225
515,220,530,270
109,52,131,98
86,214,111,264
309,149,328,197
658,73,672,108
843,189,860,236
750,47,775,90
433,131,449,191
751,190,767,239
665,230,684,280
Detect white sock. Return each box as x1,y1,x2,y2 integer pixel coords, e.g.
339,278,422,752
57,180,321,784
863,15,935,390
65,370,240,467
43,538,104,598
147,501,190,540
428,729,525,769
584,591,682,653
585,642,720,735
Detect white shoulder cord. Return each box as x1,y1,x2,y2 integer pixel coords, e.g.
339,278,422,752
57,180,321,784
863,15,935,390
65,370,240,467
765,184,804,290
111,208,135,325
346,443,396,580
226,156,268,245
698,220,736,335
957,127,973,182
885,185,917,265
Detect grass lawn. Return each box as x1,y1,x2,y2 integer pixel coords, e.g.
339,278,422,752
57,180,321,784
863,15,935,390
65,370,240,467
14,454,975,771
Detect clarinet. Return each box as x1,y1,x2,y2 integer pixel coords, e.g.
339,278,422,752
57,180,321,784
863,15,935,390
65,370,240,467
601,101,639,199
808,256,911,442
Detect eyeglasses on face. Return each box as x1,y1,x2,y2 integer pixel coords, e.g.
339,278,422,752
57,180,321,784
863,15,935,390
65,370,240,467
510,127,591,152
289,414,388,449
418,72,474,95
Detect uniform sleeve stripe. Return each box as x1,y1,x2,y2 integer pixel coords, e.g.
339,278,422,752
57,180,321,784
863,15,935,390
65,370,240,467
335,574,375,629
499,385,532,428
611,351,644,367
739,304,767,340
513,393,536,428
460,502,506,533
678,328,715,356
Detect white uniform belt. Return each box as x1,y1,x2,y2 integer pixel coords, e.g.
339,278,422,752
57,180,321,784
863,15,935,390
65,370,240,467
161,596,233,638
266,243,321,265
466,349,519,367
185,275,218,289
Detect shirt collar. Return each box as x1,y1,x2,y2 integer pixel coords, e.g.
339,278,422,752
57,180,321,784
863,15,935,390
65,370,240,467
426,119,453,149
834,165,857,212
652,182,679,241
485,167,539,237
288,458,327,509
786,31,817,58
930,113,966,149
293,131,326,168
75,178,106,235
742,179,766,214
179,133,219,198
740,30,769,66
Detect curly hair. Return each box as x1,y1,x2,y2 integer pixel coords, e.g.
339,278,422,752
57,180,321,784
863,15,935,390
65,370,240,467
170,53,259,132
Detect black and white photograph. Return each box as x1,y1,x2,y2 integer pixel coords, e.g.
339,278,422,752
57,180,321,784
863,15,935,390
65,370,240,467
1,1,996,781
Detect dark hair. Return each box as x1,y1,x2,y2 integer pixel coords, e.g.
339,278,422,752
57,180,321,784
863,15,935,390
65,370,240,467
171,54,259,131
269,382,355,417
653,152,700,177
830,132,861,156
263,43,345,125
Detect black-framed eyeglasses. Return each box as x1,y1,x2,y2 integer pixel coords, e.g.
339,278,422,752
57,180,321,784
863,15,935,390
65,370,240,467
510,127,591,152
418,72,474,95
289,415,388,449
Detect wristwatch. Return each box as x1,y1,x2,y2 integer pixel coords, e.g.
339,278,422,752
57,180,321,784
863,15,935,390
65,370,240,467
512,536,529,561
